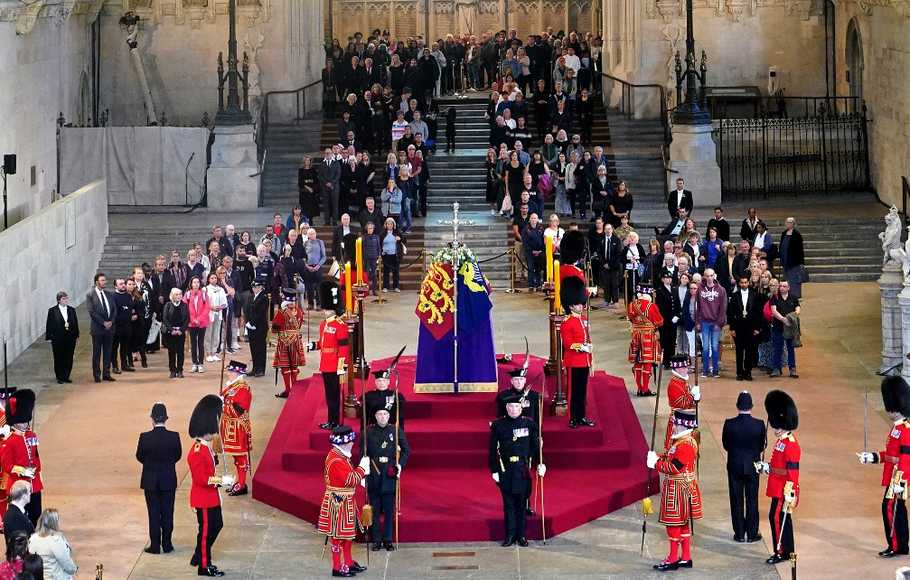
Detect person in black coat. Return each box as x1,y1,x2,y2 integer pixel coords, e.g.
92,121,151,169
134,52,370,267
136,403,182,554
87,273,116,383
111,279,136,375
161,289,190,379
244,280,270,377
362,408,410,551
45,291,79,384
655,270,681,366
667,177,694,219
3,481,34,543
721,391,766,543
298,157,320,223
727,276,763,381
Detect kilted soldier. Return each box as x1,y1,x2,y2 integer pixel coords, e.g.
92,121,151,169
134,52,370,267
628,284,663,397
365,366,407,429
755,390,801,565
364,408,411,551
495,365,541,424
561,276,595,428
646,409,703,571
664,354,700,450
220,360,253,497
318,425,370,577
489,391,547,547
857,376,910,557
0,389,42,524
307,281,350,430
187,395,234,577
272,288,307,399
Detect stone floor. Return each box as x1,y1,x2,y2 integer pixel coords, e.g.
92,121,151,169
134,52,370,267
1,279,898,579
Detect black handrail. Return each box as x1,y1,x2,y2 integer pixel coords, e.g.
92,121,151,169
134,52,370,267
256,79,324,163
600,73,671,149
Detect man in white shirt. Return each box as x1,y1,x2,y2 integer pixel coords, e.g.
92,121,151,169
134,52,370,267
667,177,694,219
46,291,80,384
728,275,761,381
564,47,581,73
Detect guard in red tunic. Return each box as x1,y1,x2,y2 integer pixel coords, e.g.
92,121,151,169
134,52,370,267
187,394,234,577
220,360,253,497
560,276,595,428
755,390,800,565
272,288,307,399
318,425,371,577
0,388,17,504
628,284,663,397
858,376,910,557
664,354,700,450
308,281,351,430
0,389,42,525
647,409,703,571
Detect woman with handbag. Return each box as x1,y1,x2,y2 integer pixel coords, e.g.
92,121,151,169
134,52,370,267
162,288,189,379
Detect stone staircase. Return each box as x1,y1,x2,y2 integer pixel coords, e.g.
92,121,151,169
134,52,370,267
259,117,324,210
604,111,668,214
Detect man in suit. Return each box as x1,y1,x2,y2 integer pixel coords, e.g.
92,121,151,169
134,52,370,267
667,177,694,220
331,213,358,259
318,148,342,227
739,207,763,243
732,239,753,281
136,402,182,554
244,279,270,377
45,291,79,384
721,391,766,543
655,270,681,367
728,275,762,381
147,256,168,353
87,272,116,383
654,208,690,244
2,481,34,542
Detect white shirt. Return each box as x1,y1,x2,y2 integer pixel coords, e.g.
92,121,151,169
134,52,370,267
754,231,767,250
675,189,685,209
206,284,227,322
58,304,68,323
564,54,581,72
740,288,749,316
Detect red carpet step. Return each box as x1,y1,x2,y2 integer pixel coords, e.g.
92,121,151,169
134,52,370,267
252,355,658,542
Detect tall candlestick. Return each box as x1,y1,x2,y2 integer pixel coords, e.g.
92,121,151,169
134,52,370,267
553,260,562,313
355,236,364,283
345,261,353,313
545,235,554,282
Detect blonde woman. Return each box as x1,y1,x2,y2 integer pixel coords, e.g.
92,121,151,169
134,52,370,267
28,509,78,580
204,272,227,362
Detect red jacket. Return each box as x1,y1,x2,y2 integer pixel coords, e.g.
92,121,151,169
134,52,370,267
187,440,221,508
766,433,800,500
185,290,210,328
878,420,910,487
318,316,350,373
562,313,591,368
559,264,585,284
0,429,43,494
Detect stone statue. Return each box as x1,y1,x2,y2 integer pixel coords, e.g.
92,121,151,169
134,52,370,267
455,0,477,35
887,226,910,283
881,205,903,266
660,21,682,98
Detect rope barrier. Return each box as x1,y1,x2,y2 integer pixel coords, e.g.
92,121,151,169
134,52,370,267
477,250,512,264
399,249,427,270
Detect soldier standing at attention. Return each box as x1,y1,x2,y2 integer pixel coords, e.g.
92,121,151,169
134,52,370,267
489,392,546,547
627,284,663,397
307,281,350,430
220,360,253,496
365,365,407,429
664,354,699,449
495,366,540,424
561,276,595,428
272,289,307,399
364,408,410,551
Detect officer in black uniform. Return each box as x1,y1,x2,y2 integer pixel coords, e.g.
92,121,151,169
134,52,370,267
244,278,270,377
364,367,407,429
495,368,541,424
489,392,546,547
363,408,410,551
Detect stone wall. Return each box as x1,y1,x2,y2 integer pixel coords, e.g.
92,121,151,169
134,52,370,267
0,7,93,226
0,179,108,372
835,3,910,207
99,0,325,127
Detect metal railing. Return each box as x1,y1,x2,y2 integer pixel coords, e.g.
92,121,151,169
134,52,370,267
255,79,324,163
710,94,864,119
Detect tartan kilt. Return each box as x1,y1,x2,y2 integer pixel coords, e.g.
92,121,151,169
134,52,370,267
628,329,660,365
317,491,360,540
272,336,305,368
659,476,704,526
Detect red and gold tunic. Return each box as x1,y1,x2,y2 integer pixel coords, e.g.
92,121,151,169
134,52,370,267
664,373,696,450
562,312,591,368
766,432,801,502
317,316,350,374
0,428,43,495
317,447,366,540
628,298,663,365
656,433,703,526
272,305,306,369
220,378,252,455
876,420,910,487
187,439,221,509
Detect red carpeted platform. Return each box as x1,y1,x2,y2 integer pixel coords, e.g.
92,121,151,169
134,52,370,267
252,355,658,542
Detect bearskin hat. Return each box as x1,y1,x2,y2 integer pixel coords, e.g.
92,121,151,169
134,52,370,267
881,375,910,416
559,230,586,265
5,389,34,425
342,233,358,263
320,280,343,315
188,394,223,439
764,389,798,431
560,276,587,314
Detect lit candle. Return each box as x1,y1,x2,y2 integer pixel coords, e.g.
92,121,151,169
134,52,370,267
345,261,353,313
545,235,554,283
553,260,561,313
355,236,364,284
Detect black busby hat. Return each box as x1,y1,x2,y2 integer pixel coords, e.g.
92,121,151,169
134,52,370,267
188,394,223,439
736,391,753,411
764,389,798,431
226,360,248,374
560,276,587,314
669,354,690,369
501,391,523,405
508,367,528,378
342,233,358,262
372,368,392,380
881,376,910,416
559,230,586,265
329,424,357,445
5,389,34,425
150,402,168,423
320,280,343,315
672,409,698,429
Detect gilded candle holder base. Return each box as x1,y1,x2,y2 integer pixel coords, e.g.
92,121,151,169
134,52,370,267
342,312,360,419
353,282,370,300
550,313,568,416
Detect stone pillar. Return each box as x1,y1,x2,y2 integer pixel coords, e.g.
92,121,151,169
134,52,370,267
668,123,721,211
899,282,910,380
206,124,260,210
881,262,904,374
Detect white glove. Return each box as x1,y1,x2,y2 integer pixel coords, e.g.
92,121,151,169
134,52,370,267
671,316,679,324
580,343,593,354
691,385,701,402
895,483,906,495
397,464,402,477
587,287,598,297
23,467,36,480
0,425,10,438
245,322,256,330
646,451,659,469
537,464,547,478
221,474,236,488
360,478,367,488
305,341,317,352
754,461,770,475
358,455,371,474
857,451,876,464
492,472,500,484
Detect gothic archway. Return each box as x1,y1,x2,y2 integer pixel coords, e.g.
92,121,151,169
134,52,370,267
845,18,863,101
